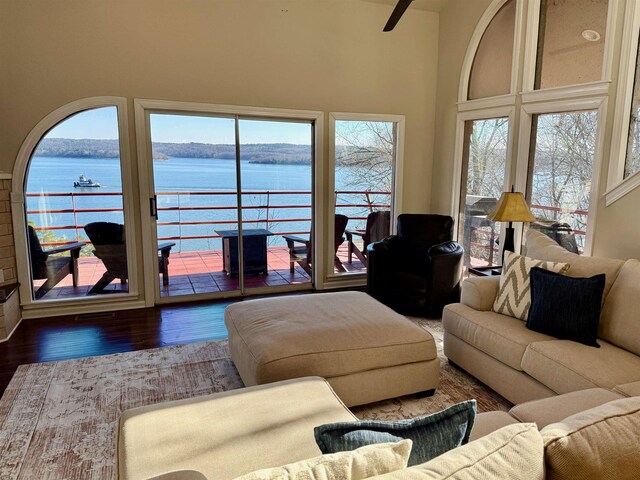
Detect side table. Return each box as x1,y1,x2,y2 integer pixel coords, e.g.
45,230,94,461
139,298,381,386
468,265,502,277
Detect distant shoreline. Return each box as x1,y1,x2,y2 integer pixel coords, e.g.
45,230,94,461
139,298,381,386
34,138,313,163
33,138,362,165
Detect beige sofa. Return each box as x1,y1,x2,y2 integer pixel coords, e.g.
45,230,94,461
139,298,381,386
118,376,640,480
443,230,640,405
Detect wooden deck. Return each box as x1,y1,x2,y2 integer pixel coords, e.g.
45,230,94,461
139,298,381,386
33,245,366,300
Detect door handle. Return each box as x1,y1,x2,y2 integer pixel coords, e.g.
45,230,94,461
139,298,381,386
149,196,158,219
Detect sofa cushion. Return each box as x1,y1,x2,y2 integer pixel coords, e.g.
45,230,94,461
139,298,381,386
524,229,624,299
469,411,519,441
315,401,476,467
369,424,544,480
541,397,640,480
526,267,605,348
460,275,501,311
233,440,412,480
509,388,623,429
613,381,640,397
521,339,640,393
118,377,358,480
599,259,640,355
443,303,555,371
492,251,569,321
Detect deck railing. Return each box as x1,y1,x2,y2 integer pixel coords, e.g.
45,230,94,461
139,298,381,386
26,190,391,247
466,202,588,265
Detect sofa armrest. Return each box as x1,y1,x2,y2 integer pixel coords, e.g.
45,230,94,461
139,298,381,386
460,275,501,311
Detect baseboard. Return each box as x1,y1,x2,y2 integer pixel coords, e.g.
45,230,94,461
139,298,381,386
0,316,23,343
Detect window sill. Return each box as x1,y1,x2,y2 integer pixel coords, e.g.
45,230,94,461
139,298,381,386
604,170,640,206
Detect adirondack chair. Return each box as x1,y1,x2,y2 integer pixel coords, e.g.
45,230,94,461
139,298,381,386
28,226,84,299
84,222,175,294
345,210,391,267
283,214,349,274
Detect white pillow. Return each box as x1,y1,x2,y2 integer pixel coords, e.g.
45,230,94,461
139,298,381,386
492,251,569,320
233,440,412,480
368,424,544,480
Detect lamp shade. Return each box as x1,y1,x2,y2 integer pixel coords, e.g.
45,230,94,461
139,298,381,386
487,191,535,223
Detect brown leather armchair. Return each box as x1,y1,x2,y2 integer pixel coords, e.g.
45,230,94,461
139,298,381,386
367,214,463,317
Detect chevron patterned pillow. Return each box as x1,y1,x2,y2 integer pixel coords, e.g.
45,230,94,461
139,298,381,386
492,251,569,320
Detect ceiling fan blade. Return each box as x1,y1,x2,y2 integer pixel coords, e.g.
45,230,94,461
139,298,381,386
383,0,414,32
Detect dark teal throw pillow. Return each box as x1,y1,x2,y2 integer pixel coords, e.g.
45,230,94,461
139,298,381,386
314,400,476,466
527,267,605,348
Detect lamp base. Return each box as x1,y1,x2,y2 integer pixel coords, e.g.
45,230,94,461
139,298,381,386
501,223,515,265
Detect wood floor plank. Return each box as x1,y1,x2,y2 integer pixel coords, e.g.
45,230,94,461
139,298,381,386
0,287,365,398
0,299,234,397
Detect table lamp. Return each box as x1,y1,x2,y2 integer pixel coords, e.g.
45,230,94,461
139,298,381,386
487,187,535,264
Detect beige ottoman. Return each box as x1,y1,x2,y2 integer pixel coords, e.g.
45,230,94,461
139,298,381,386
224,291,440,406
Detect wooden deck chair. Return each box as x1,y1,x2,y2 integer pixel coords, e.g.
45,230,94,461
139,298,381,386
283,214,349,274
28,225,84,299
85,222,176,294
345,210,391,266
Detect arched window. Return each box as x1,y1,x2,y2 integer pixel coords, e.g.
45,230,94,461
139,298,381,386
12,97,137,307
454,0,614,272
468,0,516,100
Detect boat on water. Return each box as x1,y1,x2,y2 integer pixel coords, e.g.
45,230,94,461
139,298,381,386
73,174,100,188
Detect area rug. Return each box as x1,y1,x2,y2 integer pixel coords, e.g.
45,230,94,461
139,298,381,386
0,318,510,480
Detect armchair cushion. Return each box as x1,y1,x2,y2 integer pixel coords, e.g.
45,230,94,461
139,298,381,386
428,241,460,257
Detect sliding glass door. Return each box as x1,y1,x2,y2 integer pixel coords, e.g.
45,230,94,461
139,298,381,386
238,119,313,291
145,110,313,301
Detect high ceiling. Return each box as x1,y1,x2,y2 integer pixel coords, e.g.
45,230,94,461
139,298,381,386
362,0,450,13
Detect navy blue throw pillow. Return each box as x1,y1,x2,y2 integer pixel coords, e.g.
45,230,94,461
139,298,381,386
527,267,605,348
314,400,476,467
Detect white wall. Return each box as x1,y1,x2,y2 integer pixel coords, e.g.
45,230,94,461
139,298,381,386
0,0,439,213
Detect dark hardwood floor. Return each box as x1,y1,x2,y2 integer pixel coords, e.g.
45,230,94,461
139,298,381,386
0,287,366,397
0,298,236,397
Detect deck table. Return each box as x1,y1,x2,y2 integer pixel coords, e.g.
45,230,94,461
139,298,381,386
215,228,274,277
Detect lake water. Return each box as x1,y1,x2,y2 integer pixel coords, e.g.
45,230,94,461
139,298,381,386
26,157,390,251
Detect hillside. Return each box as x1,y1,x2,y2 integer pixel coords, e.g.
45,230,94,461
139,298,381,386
34,138,312,163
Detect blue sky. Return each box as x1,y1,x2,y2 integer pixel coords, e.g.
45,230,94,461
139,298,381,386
46,107,314,145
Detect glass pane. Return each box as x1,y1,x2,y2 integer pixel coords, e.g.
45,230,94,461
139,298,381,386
535,0,608,90
238,119,313,290
333,120,394,275
149,113,239,297
527,110,598,253
458,118,508,272
468,0,516,100
624,36,640,179
25,106,129,300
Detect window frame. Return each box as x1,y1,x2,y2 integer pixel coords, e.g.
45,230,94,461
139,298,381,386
606,0,640,205
11,96,141,317
326,112,405,286
458,0,523,104
452,106,516,244
521,0,618,97
454,110,515,271
514,97,608,254
454,0,617,258
133,99,325,302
